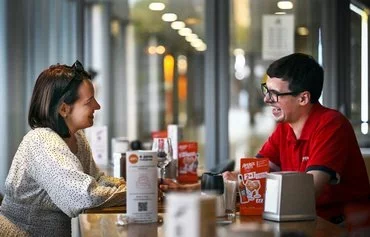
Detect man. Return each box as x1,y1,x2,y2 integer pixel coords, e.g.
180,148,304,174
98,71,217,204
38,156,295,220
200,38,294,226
231,53,370,223
161,53,370,223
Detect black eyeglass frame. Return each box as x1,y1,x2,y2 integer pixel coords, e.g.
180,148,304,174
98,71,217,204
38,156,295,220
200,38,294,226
260,83,302,103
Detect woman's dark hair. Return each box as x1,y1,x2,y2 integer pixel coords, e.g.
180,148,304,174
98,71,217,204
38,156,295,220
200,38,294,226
266,53,324,103
28,61,91,138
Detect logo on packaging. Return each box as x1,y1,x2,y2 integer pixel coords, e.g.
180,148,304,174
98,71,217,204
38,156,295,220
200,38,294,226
242,162,255,170
302,156,309,162
129,154,139,164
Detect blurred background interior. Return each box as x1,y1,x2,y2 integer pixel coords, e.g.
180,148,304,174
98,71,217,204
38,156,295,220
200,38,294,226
1,0,370,193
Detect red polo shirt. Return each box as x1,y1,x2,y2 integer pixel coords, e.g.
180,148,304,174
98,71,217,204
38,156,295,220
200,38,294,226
258,103,370,220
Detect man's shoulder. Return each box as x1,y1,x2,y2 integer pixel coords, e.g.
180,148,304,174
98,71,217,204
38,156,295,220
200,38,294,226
312,104,347,123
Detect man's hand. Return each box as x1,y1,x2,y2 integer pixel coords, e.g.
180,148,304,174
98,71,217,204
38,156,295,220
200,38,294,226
222,171,239,181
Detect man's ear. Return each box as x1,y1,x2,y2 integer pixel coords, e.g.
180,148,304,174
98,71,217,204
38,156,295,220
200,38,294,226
58,102,70,118
299,91,311,105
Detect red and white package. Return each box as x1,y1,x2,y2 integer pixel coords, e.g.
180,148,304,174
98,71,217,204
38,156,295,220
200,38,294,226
177,142,198,184
239,158,269,215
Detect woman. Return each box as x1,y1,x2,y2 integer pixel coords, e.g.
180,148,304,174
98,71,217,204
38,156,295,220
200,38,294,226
0,61,125,236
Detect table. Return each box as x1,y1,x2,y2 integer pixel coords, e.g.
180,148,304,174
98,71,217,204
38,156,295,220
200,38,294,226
79,212,347,237
83,205,164,214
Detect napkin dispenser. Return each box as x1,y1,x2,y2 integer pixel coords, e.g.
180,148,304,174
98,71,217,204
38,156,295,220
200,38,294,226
263,172,316,222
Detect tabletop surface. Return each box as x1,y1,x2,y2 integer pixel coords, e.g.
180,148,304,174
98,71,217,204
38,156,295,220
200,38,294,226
79,211,347,237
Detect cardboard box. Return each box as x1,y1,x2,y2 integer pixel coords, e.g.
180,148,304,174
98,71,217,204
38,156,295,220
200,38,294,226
239,158,269,215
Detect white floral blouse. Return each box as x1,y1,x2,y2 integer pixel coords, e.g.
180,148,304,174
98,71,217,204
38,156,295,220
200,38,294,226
0,127,126,236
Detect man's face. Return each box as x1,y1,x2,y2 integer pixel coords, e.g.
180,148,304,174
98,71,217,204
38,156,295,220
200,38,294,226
263,77,302,124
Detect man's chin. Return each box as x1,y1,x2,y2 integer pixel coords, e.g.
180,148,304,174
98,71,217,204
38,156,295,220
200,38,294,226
273,116,284,123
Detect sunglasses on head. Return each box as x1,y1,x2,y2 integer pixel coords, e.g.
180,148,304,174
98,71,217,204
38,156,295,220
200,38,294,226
59,60,90,97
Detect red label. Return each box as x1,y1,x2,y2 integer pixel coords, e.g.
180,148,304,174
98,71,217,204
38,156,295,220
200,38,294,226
177,141,198,184
239,157,269,215
128,154,139,164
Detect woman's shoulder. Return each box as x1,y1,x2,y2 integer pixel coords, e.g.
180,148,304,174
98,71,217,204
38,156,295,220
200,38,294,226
24,127,62,143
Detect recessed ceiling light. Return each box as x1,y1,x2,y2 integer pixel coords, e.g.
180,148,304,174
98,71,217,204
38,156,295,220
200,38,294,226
297,27,309,36
171,21,185,30
178,28,192,36
156,45,166,54
149,2,165,11
195,44,207,51
277,1,293,10
162,13,177,22
185,17,200,25
185,34,198,42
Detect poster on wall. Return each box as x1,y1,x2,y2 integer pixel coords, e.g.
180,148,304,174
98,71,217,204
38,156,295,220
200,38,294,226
262,14,294,60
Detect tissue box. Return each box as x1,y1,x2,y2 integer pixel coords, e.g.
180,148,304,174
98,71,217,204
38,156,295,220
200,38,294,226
165,193,216,237
263,172,316,221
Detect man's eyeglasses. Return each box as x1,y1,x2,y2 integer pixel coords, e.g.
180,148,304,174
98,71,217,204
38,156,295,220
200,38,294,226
60,60,90,97
260,83,302,103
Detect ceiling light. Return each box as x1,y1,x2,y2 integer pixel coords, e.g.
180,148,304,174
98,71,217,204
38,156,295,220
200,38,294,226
185,17,200,25
148,46,157,55
110,20,120,37
277,1,293,10
195,44,207,51
297,27,309,36
156,45,166,54
171,21,185,30
191,39,203,48
149,2,165,11
185,34,198,42
162,13,177,22
233,48,245,56
178,28,192,36
275,12,286,15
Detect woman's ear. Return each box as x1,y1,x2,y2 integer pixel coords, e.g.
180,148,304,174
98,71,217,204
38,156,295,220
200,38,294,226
58,102,70,118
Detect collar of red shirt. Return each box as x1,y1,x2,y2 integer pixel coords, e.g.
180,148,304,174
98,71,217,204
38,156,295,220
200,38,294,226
286,103,324,143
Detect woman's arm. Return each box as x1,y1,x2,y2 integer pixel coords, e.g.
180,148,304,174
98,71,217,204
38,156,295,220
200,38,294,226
28,129,125,217
77,130,125,187
159,178,200,192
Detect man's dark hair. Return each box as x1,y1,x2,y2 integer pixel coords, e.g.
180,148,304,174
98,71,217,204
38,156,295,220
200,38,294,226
28,61,91,138
266,53,324,103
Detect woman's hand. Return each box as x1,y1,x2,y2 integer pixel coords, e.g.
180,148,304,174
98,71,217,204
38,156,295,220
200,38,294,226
159,178,200,192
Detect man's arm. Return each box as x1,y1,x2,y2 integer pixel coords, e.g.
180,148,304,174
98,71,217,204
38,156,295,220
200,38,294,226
306,170,331,198
224,169,331,198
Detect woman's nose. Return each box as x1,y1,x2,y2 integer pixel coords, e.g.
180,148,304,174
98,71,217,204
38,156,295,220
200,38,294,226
94,100,101,110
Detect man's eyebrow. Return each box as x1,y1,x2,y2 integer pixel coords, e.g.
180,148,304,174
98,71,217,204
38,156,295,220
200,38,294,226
268,88,280,93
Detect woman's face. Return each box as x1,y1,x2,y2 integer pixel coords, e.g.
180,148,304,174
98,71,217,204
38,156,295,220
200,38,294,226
64,80,100,134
